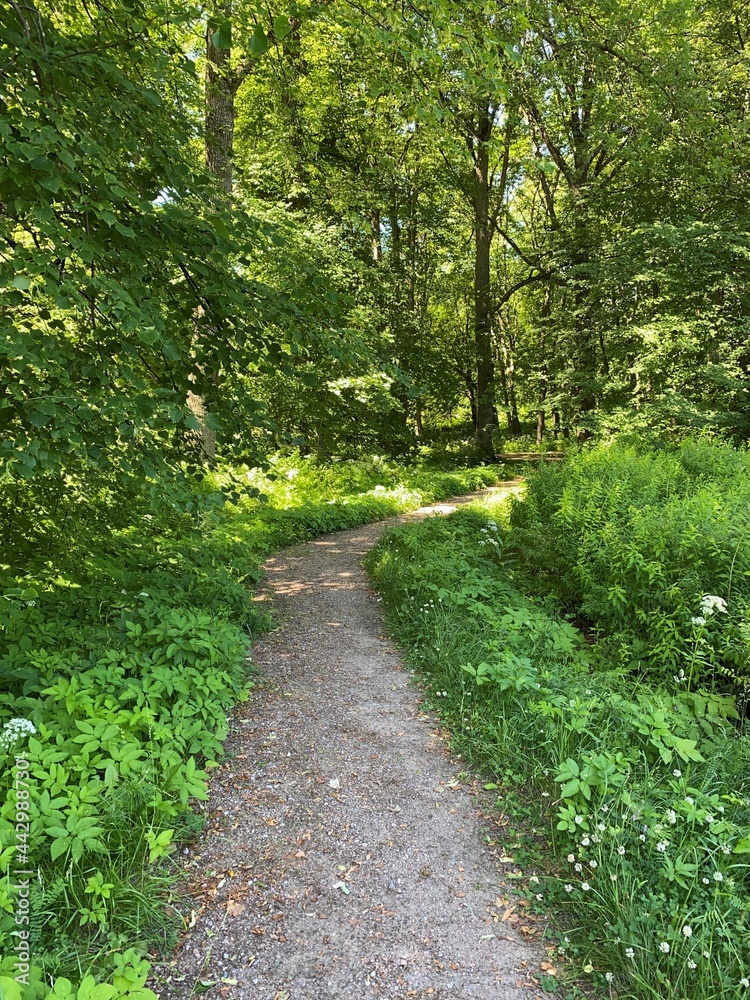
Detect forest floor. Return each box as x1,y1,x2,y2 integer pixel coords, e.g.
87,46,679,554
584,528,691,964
156,488,546,1000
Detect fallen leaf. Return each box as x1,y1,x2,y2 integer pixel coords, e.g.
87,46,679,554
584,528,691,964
226,900,246,917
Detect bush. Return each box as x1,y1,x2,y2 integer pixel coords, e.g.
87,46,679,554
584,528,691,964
509,439,750,690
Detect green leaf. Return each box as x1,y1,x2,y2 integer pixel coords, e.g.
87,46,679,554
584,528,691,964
274,15,293,40
211,19,232,49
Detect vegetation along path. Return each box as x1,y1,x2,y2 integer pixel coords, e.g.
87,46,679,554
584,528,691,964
163,489,543,1000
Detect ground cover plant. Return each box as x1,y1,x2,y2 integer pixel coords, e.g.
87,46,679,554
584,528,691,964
366,443,750,999
0,455,505,994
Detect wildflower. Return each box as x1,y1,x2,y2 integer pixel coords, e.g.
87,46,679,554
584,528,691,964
605,972,614,983
702,878,710,884
741,978,750,989
656,841,669,852
700,594,727,615
574,863,583,872
610,874,617,882
597,823,606,832
529,875,540,884
541,791,550,798
617,845,626,855
722,844,732,854
625,948,635,959
667,810,677,825
601,804,609,813
672,769,682,778
581,882,591,891
703,951,710,959
591,834,601,843
659,942,670,954
564,884,574,893
691,616,706,626
713,871,724,882
581,836,591,847
535,893,543,901
639,834,646,842
682,926,693,938
0,718,37,748
583,964,593,974
705,813,715,823
685,796,694,805
567,854,576,863
589,860,598,869
688,960,697,970
574,815,584,825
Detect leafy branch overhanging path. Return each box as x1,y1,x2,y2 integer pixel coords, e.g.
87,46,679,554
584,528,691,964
162,488,544,1000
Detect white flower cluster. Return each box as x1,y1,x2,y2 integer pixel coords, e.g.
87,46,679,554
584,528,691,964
479,521,501,550
0,718,36,748
692,594,728,625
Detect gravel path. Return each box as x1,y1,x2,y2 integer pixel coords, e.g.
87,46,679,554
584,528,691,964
161,491,545,1000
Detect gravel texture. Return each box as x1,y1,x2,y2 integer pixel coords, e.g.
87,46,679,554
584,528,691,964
158,492,546,1000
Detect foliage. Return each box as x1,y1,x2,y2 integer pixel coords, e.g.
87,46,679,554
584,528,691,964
0,454,505,985
366,491,750,998
509,438,750,690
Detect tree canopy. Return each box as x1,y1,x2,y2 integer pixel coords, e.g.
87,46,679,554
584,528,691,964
3,0,750,479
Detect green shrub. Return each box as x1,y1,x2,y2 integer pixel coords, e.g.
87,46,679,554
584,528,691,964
510,439,750,689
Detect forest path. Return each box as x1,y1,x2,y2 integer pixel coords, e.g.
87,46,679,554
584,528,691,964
162,485,545,1000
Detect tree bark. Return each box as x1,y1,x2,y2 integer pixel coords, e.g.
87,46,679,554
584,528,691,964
205,10,235,195
473,105,495,458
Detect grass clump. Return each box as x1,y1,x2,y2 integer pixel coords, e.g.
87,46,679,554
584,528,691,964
0,454,505,991
365,470,750,999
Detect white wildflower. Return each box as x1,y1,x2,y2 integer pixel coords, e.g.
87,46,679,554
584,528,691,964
605,972,614,983
581,835,590,846
567,854,576,863
688,960,697,970
0,718,37,748
713,871,724,882
564,884,574,893
667,810,677,825
574,863,583,872
617,845,626,855
700,595,727,616
581,882,591,891
656,841,669,852
672,769,682,778
691,616,706,626
682,926,693,938
625,948,635,959
589,860,598,869
659,942,670,954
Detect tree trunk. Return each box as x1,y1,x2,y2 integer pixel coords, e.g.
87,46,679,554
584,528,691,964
473,107,495,458
205,9,235,195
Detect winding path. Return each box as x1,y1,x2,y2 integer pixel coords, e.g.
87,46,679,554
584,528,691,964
161,490,544,1000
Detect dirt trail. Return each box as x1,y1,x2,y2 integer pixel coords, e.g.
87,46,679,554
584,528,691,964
161,488,544,1000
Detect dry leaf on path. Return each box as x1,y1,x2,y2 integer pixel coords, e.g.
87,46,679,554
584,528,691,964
226,900,246,916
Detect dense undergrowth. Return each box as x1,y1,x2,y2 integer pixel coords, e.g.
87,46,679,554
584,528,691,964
0,453,505,996
366,439,750,1000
